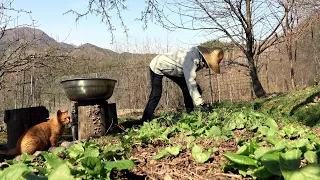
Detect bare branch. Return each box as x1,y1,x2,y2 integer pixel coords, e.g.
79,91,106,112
64,0,128,43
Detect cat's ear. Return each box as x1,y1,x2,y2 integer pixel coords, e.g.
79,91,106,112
57,110,62,117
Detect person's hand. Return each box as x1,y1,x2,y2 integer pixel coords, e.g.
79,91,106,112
200,103,212,112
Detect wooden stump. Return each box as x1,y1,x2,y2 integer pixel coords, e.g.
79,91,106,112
72,102,118,141
77,101,110,140
4,106,49,149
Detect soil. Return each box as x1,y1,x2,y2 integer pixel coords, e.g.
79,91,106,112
122,129,255,180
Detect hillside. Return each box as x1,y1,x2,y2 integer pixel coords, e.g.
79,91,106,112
0,27,58,52
0,26,155,74
255,85,320,127
0,27,148,62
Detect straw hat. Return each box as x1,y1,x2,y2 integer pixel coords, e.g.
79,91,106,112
197,46,224,74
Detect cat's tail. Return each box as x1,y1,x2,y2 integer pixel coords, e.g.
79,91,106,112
0,148,19,156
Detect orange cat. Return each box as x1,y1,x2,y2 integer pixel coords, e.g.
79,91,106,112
0,110,70,155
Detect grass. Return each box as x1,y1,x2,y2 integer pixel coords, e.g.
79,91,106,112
254,85,320,127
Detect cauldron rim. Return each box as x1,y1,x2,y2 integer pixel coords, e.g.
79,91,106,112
60,78,117,83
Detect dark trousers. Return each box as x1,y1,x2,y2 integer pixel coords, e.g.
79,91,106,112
142,68,194,121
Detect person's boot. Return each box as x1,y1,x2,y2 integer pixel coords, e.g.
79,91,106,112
186,107,194,114
118,119,145,129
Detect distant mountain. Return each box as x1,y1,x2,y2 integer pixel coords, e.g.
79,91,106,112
0,26,156,70
0,27,121,60
61,42,78,49
1,27,56,43
75,43,119,60
0,27,62,56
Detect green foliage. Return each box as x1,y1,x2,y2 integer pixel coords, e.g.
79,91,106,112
0,163,30,180
256,85,320,127
153,145,183,159
0,142,135,179
1,85,320,179
222,120,320,180
223,153,259,167
191,144,217,163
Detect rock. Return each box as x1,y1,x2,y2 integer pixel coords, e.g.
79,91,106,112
59,140,80,148
60,141,75,148
15,155,23,161
33,151,43,157
48,147,58,153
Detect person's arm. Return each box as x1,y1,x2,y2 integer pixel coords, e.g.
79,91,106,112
183,59,204,106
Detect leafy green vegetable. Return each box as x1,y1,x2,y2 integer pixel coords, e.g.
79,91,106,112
20,153,34,163
261,152,282,176
223,153,259,167
184,136,195,143
52,147,65,156
265,117,278,131
41,152,64,170
165,145,182,156
192,144,214,163
67,143,85,159
153,149,168,160
24,172,48,180
205,126,221,137
283,164,320,180
0,163,30,180
280,149,303,179
266,136,282,145
304,151,318,164
258,126,276,137
252,166,274,179
236,145,249,156
48,163,74,180
291,138,309,149
83,147,100,158
103,160,135,171
254,147,273,160
81,157,102,176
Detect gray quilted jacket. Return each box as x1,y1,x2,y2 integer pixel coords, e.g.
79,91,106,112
150,47,204,106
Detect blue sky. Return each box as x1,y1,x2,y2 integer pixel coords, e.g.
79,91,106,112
6,0,210,53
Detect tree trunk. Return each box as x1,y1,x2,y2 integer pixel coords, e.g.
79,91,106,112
247,55,266,98
245,0,266,98
283,1,296,89
287,37,296,89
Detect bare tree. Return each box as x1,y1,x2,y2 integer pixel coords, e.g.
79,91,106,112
279,0,298,89
0,0,37,88
64,0,128,43
144,0,288,98
73,0,288,98
278,0,320,89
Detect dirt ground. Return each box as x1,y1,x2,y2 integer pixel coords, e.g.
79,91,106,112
112,129,256,180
